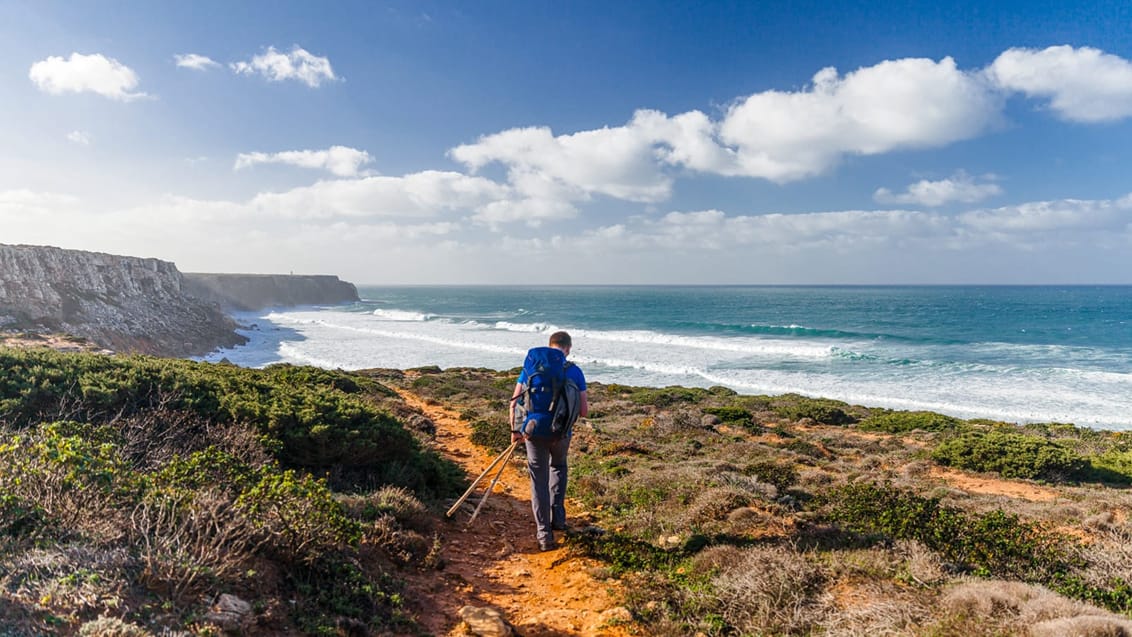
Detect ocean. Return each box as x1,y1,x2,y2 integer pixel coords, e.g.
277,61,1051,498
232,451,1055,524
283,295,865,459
201,286,1132,430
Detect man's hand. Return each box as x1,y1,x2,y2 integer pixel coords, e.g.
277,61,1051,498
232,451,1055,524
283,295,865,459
511,431,526,443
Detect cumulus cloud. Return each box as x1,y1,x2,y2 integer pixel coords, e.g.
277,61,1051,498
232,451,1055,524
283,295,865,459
450,122,674,203
247,170,509,219
67,130,91,145
231,46,336,87
235,146,374,177
874,171,1002,207
450,54,1006,213
174,53,219,70
28,52,147,101
719,58,1002,181
987,45,1132,122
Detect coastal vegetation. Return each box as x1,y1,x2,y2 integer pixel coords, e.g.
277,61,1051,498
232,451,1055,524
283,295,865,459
0,348,459,635
408,370,1132,636
3,349,1132,634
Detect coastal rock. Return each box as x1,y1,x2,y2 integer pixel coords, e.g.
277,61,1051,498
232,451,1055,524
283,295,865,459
202,593,253,631
182,272,358,311
457,605,514,636
0,243,245,356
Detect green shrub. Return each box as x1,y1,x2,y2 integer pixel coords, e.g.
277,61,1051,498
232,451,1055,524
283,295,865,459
291,554,412,634
630,386,709,407
0,422,129,530
931,430,1087,481
570,531,682,575
826,482,1075,582
469,419,512,454
150,447,257,492
0,350,460,498
858,409,962,433
1081,449,1132,485
702,407,753,427
743,460,799,492
237,469,361,564
772,395,855,425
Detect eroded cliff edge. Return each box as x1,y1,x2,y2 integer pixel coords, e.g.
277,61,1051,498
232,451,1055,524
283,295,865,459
182,273,358,311
0,244,249,356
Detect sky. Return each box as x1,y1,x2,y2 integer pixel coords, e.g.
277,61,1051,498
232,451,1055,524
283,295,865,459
2,0,1132,285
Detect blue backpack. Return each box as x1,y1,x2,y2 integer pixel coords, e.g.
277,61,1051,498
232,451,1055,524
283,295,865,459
514,347,581,439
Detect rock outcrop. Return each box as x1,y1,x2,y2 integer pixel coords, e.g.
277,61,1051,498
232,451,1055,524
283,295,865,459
0,244,245,356
182,273,359,311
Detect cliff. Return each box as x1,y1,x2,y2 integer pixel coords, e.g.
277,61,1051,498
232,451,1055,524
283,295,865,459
0,244,245,356
182,273,359,311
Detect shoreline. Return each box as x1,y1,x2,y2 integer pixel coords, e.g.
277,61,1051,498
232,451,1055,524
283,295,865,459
198,309,1132,432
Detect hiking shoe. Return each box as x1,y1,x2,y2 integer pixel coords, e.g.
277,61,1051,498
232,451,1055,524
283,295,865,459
538,539,557,552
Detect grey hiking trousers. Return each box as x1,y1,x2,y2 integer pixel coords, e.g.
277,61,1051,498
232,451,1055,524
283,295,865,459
525,435,570,543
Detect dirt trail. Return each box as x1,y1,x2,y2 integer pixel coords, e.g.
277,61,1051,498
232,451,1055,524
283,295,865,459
398,390,634,636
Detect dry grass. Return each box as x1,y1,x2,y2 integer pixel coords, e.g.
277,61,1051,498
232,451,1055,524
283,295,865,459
130,489,260,602
703,544,830,635
941,580,1123,629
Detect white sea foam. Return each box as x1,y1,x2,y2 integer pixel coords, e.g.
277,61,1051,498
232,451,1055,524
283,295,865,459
372,309,432,321
202,306,1132,429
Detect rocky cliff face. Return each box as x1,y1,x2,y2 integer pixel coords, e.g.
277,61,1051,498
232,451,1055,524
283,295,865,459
182,273,359,311
0,244,246,356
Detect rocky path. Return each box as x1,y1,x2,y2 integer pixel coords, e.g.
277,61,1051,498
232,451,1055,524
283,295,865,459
397,390,634,636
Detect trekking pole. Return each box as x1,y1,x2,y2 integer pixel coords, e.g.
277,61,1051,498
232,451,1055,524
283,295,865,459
446,440,519,518
467,441,518,525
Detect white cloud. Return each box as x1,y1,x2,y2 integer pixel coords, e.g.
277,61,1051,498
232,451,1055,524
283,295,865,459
0,189,81,216
959,196,1132,234
247,170,509,219
987,46,1132,122
637,208,945,251
450,122,673,203
874,171,1002,207
719,57,1002,181
449,54,1005,211
67,130,91,145
174,53,219,71
235,146,374,177
472,198,578,228
28,52,147,101
231,46,337,87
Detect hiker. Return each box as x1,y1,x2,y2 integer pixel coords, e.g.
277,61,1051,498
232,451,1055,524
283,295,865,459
510,330,588,551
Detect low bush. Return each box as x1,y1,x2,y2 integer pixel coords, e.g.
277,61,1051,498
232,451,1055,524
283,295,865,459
0,349,461,498
743,460,799,492
630,386,709,407
858,409,962,433
237,469,362,565
930,430,1087,481
1083,449,1132,484
469,419,512,453
826,482,1076,583
772,395,856,426
702,407,753,427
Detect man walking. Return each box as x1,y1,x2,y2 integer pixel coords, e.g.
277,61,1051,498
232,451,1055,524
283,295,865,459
510,331,588,551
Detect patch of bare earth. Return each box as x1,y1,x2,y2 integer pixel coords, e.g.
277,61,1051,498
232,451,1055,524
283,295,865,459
398,390,634,636
930,466,1059,502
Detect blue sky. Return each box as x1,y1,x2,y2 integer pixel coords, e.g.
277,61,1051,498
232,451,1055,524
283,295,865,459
2,0,1132,284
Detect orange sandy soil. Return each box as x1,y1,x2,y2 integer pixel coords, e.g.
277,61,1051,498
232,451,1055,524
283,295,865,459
397,390,635,636
930,466,1059,502
0,332,100,351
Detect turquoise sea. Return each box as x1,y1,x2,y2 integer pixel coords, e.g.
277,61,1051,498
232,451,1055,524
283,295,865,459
204,286,1132,430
